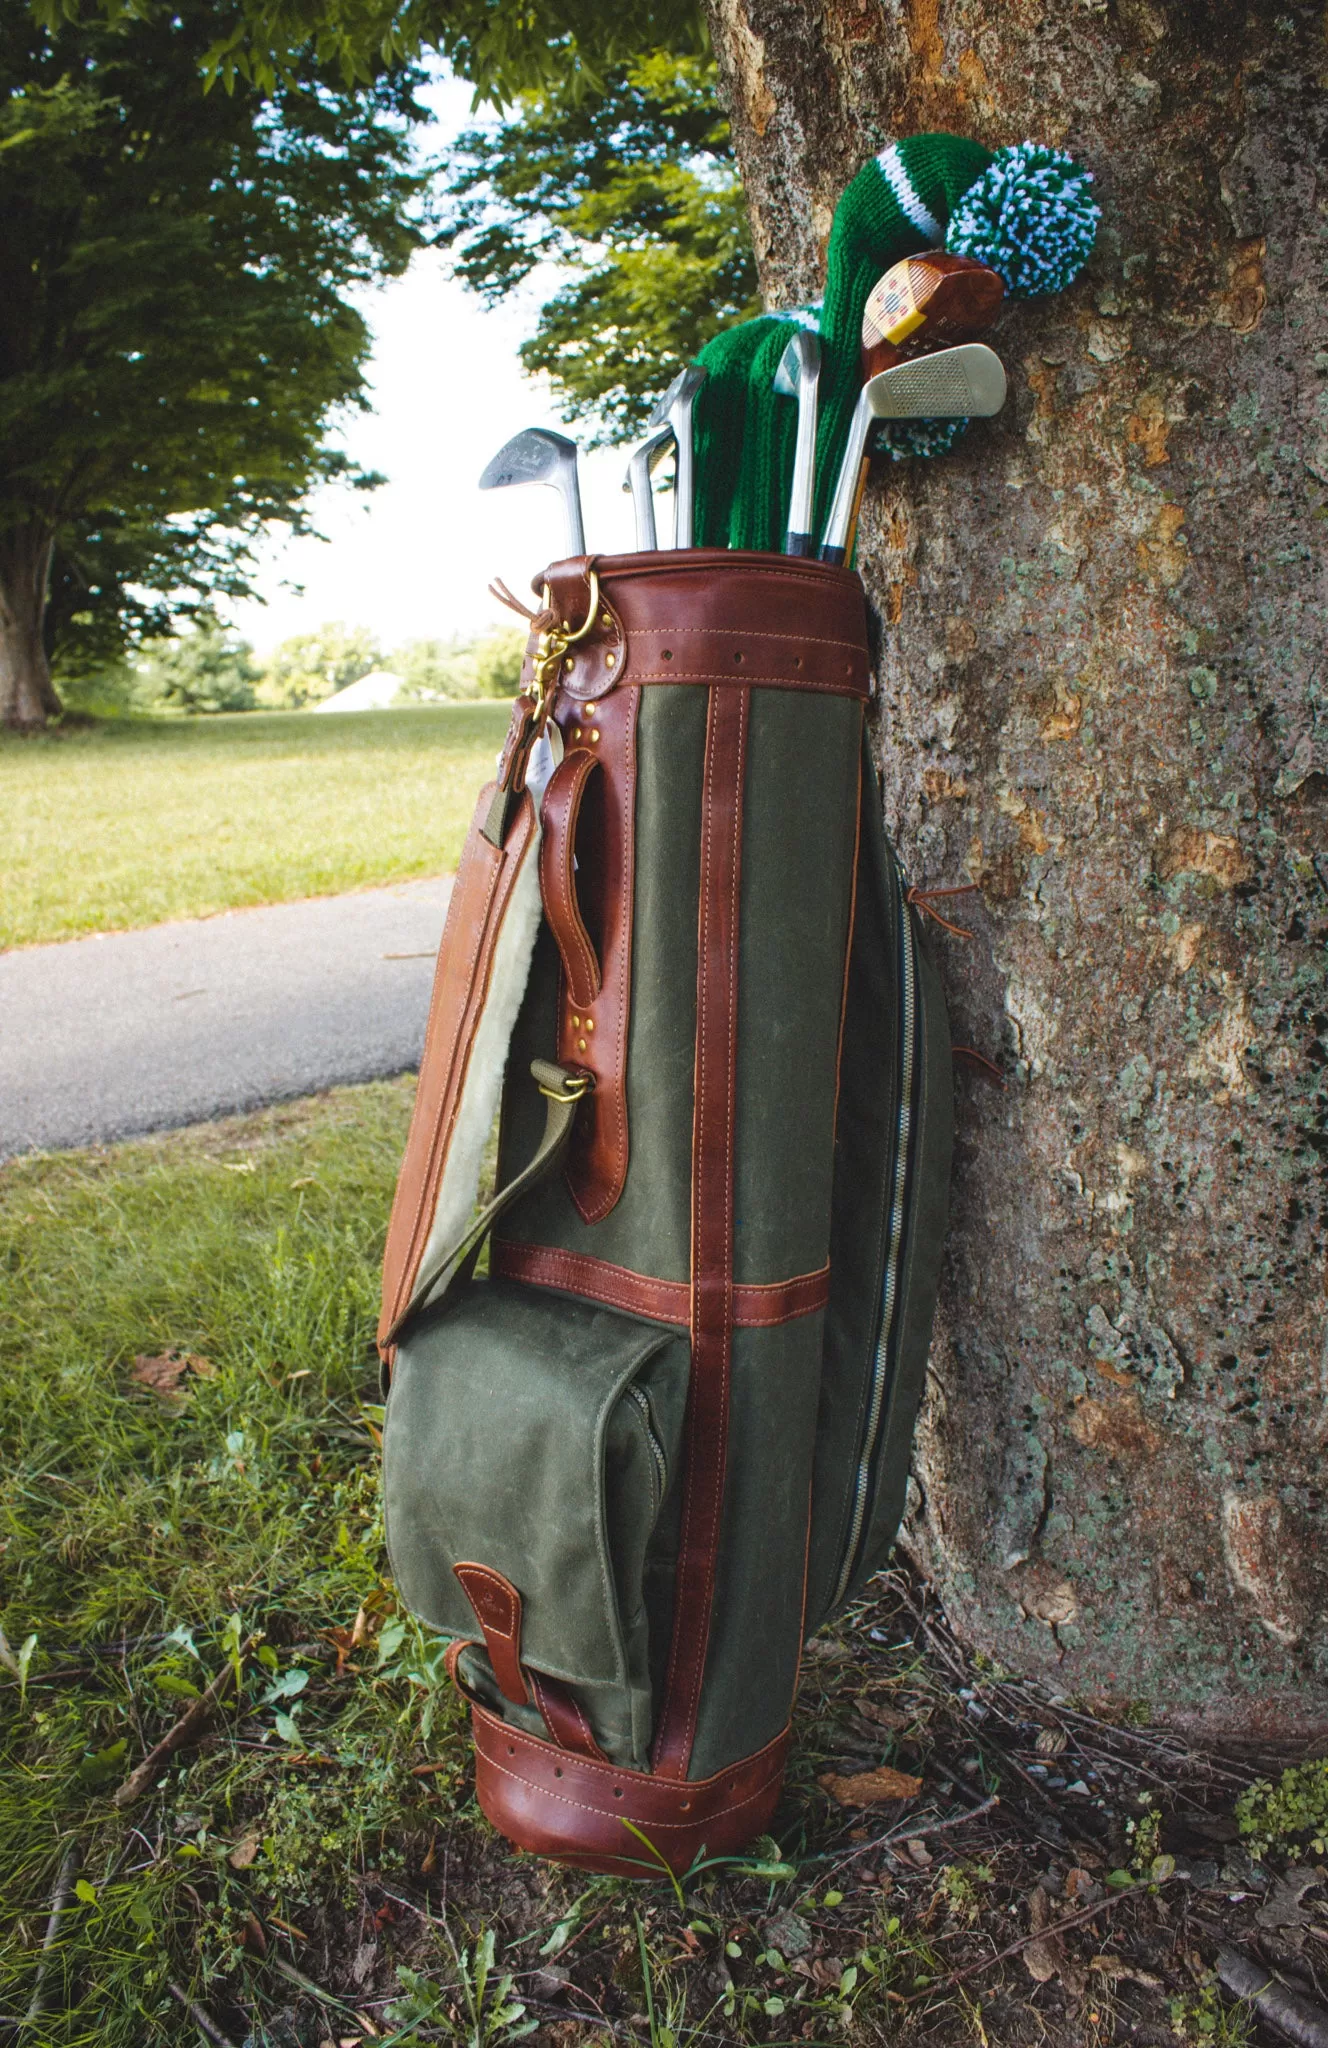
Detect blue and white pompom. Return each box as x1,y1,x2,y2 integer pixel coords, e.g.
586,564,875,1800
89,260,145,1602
946,142,1099,298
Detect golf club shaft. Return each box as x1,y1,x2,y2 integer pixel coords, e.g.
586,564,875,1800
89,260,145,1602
627,448,659,550
818,392,873,567
563,470,586,557
784,368,819,558
673,418,694,548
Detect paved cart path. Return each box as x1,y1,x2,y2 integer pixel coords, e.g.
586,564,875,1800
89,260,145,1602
0,875,452,1162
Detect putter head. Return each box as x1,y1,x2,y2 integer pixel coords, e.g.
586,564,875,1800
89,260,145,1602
773,329,821,399
863,342,1006,420
647,364,707,433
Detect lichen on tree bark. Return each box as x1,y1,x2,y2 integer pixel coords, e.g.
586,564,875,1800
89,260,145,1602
705,0,1327,1731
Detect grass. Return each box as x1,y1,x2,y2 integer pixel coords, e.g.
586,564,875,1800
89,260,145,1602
0,1090,1286,2045
0,705,512,950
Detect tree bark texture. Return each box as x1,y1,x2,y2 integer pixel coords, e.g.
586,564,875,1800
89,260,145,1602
0,526,60,730
704,0,1327,1732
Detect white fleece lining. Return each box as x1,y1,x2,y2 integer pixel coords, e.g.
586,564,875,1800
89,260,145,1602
410,815,544,1314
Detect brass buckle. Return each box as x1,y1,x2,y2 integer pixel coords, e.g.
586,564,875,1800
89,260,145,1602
525,567,601,740
538,1069,593,1105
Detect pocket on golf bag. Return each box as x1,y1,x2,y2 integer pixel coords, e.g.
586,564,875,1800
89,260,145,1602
382,1279,689,1770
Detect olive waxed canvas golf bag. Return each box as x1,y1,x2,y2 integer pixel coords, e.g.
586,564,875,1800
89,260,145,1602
375,546,953,1875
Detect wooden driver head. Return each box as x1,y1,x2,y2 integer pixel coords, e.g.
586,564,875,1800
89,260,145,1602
861,252,1005,380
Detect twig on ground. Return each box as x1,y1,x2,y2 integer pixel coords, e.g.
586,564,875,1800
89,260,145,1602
1217,1945,1328,2048
0,1626,22,1681
167,1980,241,2048
814,1793,1001,1884
267,1953,366,2019
906,1874,1183,2004
112,1635,257,1808
23,1840,83,2023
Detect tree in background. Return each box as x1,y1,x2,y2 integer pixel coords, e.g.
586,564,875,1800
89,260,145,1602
395,626,526,699
438,53,756,440
0,4,432,729
133,619,261,715
257,623,384,708
28,0,707,102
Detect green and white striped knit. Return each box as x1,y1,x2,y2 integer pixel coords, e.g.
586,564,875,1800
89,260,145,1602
691,131,1098,555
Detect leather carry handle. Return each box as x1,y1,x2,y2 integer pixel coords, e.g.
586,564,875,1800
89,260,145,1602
540,750,604,1013
382,1060,591,1351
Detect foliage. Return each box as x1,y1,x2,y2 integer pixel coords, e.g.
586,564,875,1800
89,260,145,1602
0,1,432,686
1236,1759,1328,1862
134,618,261,715
0,700,510,945
395,625,526,700
26,0,709,103
439,52,757,441
256,622,385,709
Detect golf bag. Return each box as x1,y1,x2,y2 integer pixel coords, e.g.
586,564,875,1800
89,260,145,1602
377,549,953,1874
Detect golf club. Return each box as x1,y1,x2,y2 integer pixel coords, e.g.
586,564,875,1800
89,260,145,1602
647,365,707,548
860,251,1004,381
479,427,585,558
772,331,822,557
818,343,1007,567
624,423,674,551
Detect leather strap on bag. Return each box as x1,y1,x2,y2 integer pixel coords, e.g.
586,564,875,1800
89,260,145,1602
652,681,750,1777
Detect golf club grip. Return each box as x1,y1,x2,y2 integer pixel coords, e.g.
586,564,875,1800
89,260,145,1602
782,531,815,558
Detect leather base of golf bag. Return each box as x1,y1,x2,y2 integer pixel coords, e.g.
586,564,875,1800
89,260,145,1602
376,549,953,1875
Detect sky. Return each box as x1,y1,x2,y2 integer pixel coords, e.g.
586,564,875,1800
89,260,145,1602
227,76,643,658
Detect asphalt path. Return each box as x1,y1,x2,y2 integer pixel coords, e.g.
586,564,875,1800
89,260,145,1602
0,875,452,1162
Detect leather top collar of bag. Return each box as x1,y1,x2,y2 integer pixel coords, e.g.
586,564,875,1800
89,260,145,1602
532,550,873,706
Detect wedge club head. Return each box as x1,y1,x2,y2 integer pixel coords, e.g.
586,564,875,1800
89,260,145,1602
479,427,585,557
623,423,673,551
773,331,821,557
819,343,1006,565
647,365,707,548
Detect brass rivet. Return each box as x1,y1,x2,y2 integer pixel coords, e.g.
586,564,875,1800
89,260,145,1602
585,703,598,715
600,613,612,629
605,652,616,668
563,656,575,673
586,1017,595,1033
572,1015,581,1029
574,726,583,741
591,729,600,743
577,1037,587,1052
561,619,570,631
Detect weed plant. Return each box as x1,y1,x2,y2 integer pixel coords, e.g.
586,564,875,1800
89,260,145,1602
0,1081,464,2042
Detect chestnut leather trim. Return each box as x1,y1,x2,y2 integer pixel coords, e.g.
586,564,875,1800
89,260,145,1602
378,787,537,1353
535,551,871,703
653,682,749,1779
471,1702,789,1875
453,1563,529,1707
540,750,603,1012
490,1240,830,1329
528,1672,606,1761
551,687,640,1225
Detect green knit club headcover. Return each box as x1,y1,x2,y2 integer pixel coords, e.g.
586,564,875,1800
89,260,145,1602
691,132,1099,555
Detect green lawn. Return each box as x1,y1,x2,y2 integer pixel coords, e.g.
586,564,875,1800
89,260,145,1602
0,705,512,950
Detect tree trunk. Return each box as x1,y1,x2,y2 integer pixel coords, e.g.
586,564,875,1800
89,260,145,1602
706,0,1328,1733
0,526,61,729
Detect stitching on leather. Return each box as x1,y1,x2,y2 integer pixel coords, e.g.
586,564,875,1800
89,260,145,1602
455,1563,519,1643
478,1750,784,1829
543,755,600,1006
491,1242,830,1327
630,625,867,654
635,670,866,694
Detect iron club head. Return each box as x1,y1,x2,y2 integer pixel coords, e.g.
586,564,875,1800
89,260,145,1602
479,427,586,558
772,331,821,557
819,344,1006,564
623,423,674,552
647,365,707,548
